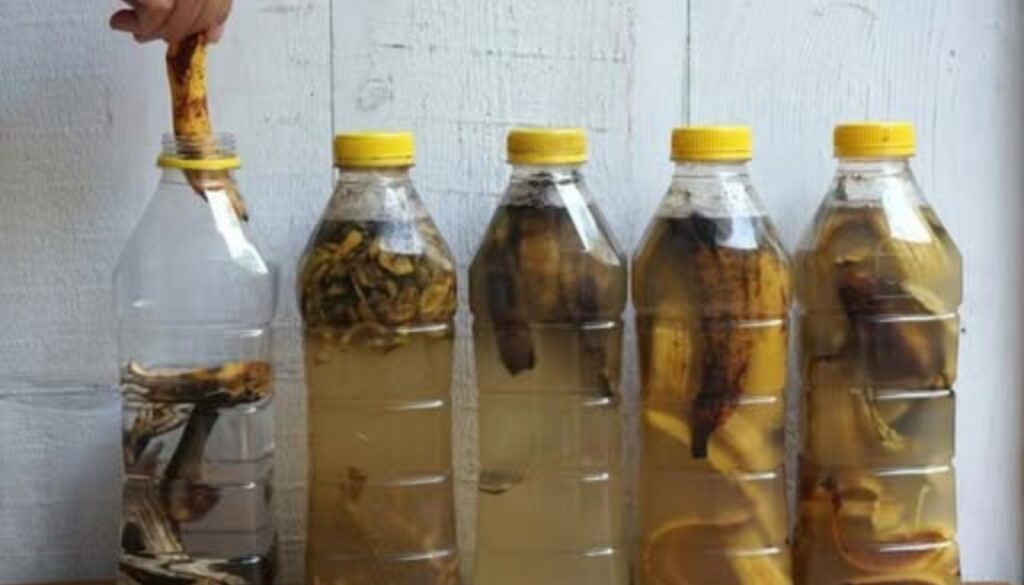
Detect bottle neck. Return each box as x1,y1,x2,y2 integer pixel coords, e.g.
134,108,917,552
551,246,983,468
831,157,919,203
324,165,425,222
836,157,912,176
336,165,413,184
672,160,750,179
159,168,238,184
509,163,585,182
659,160,761,218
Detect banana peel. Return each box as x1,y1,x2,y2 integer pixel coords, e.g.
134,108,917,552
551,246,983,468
637,215,789,458
479,205,623,383
482,212,535,374
637,215,791,585
166,34,248,221
641,507,790,585
122,360,272,407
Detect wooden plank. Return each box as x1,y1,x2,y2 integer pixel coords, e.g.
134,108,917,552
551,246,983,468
689,0,1024,582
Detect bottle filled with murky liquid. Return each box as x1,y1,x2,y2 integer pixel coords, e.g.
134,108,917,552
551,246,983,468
469,128,628,585
633,127,793,585
114,133,277,583
298,133,460,585
793,122,962,584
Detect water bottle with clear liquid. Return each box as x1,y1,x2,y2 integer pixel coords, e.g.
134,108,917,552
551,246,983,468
114,133,277,583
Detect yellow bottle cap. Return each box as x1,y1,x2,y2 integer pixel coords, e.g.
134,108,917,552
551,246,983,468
507,127,587,165
157,133,241,170
334,132,415,168
157,155,241,171
672,126,753,162
834,122,915,158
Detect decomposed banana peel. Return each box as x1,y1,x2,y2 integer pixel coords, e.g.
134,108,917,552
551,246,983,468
166,35,249,221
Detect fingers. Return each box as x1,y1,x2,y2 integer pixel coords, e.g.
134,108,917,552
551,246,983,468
206,22,225,43
191,0,224,43
109,9,139,34
110,0,231,44
208,0,232,42
109,0,172,43
161,0,205,45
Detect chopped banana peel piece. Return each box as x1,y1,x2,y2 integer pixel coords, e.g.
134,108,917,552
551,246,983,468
299,218,457,350
123,360,273,406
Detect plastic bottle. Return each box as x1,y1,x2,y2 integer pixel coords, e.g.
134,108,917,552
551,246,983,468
793,122,962,584
298,132,461,584
114,133,277,583
633,126,792,585
469,128,628,585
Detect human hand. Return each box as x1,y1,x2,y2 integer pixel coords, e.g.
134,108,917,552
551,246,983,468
110,0,233,44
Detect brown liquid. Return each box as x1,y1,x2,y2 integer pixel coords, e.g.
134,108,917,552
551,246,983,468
469,200,628,585
794,204,962,585
299,218,460,585
633,214,792,585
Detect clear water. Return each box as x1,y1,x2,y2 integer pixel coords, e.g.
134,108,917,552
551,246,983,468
120,378,276,583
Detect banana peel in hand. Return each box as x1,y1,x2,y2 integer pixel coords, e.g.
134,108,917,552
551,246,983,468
166,34,248,221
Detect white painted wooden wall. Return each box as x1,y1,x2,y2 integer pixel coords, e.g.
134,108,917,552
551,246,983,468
0,0,1020,583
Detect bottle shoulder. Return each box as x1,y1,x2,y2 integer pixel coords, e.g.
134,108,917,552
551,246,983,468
298,200,457,331
632,211,791,320
468,177,626,319
114,181,276,324
795,196,962,314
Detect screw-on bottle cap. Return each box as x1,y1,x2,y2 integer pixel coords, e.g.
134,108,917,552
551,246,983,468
834,122,915,158
507,127,587,165
334,132,415,168
671,126,753,162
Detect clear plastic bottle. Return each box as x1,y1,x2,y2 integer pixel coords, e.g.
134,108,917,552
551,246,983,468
114,133,277,583
469,128,628,585
633,126,793,585
298,133,460,585
793,122,962,584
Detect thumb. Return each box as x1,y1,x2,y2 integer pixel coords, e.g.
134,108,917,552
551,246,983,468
207,22,225,43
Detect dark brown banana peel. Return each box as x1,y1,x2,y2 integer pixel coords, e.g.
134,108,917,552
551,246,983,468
166,34,248,221
686,216,789,458
481,205,620,393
